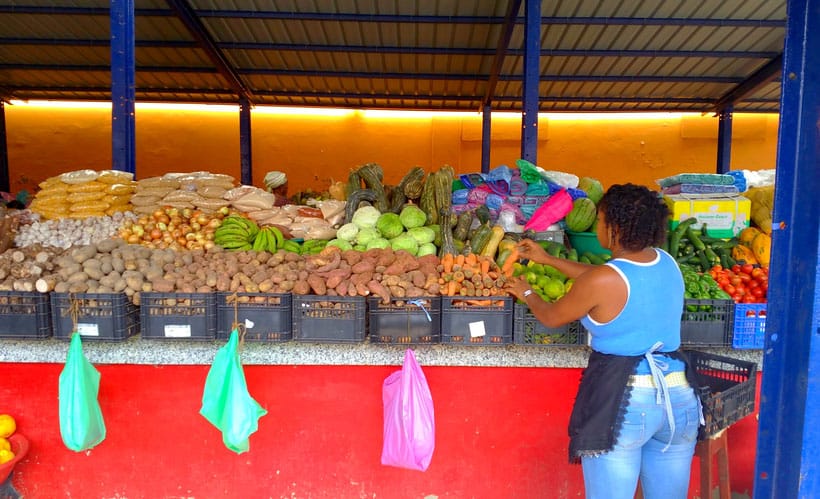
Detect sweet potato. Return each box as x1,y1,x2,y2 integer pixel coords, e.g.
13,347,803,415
307,274,327,295
342,250,362,266
324,268,352,290
351,260,375,274
293,280,310,295
336,280,349,296
368,280,391,304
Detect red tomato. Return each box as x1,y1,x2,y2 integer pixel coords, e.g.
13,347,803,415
751,287,765,298
748,280,759,289
741,295,757,304
760,280,768,292
711,265,723,273
739,273,752,283
741,263,755,274
724,284,736,295
731,264,742,274
718,277,730,287
730,276,742,286
751,267,766,279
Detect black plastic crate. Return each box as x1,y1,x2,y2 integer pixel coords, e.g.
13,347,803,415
680,299,734,347
512,303,586,346
140,292,216,340
216,292,292,342
0,291,52,339
687,350,757,439
292,295,366,343
368,297,441,345
440,296,513,346
51,292,139,341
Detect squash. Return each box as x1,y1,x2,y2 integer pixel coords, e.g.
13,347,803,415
731,244,758,265
751,232,771,267
739,226,762,247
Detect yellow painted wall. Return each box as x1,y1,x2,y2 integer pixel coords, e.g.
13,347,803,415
5,104,778,195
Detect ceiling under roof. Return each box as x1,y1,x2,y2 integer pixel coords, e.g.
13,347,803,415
0,0,786,113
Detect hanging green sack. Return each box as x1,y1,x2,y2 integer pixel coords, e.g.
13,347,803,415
58,334,106,451
200,329,267,454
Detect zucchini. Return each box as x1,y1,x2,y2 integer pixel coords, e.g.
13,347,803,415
583,252,606,265
470,222,493,254
669,218,697,258
453,212,474,242
480,225,506,258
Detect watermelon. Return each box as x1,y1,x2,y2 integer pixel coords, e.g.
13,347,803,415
577,177,604,205
565,197,597,232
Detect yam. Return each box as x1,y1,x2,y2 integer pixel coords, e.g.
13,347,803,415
307,274,327,295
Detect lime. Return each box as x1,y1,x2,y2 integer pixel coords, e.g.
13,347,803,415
543,278,565,300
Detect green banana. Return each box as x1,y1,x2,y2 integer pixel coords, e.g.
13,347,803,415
252,230,268,251
267,226,284,250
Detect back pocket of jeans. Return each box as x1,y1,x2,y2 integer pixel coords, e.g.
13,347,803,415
615,411,646,450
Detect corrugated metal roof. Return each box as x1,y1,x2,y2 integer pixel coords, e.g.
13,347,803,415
0,0,786,112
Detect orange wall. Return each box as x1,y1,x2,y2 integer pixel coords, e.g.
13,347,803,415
4,104,779,195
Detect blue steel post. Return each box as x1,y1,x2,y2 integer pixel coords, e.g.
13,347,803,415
481,104,491,174
753,0,820,497
520,0,540,163
239,97,252,185
716,106,732,174
0,101,8,193
110,0,136,175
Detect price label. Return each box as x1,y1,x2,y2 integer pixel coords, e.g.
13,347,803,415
76,323,99,337
164,324,192,338
469,321,486,338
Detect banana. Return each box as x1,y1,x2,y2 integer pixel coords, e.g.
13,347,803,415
282,240,301,253
267,226,284,250
252,229,268,251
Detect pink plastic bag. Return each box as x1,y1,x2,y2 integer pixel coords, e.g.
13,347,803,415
523,188,573,231
381,349,435,471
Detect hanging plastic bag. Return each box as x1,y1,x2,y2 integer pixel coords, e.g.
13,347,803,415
523,188,574,231
59,334,106,451
381,349,435,471
200,329,267,454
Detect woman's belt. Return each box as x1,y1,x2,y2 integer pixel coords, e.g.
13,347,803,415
628,371,688,388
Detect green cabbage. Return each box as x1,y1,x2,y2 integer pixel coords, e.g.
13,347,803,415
354,227,380,246
352,206,381,229
326,238,353,251
407,226,435,244
389,233,419,256
365,237,391,250
417,242,437,257
353,244,367,252
376,212,404,239
335,222,359,242
399,204,427,229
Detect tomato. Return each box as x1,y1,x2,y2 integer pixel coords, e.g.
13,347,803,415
748,279,759,289
739,273,752,283
751,267,766,279
741,263,755,274
723,284,736,295
718,277,729,287
730,276,742,286
711,265,723,273
760,280,768,292
751,287,765,298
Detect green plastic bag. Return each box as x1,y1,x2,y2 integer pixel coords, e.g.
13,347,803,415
200,329,267,454
58,334,106,451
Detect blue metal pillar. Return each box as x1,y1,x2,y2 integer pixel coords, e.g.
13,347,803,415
753,0,820,497
520,0,540,163
481,104,491,174
110,0,136,175
716,106,732,174
239,97,252,185
0,101,9,193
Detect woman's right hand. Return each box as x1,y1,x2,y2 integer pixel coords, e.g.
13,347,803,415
516,239,550,265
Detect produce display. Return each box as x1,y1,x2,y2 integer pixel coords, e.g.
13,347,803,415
0,162,774,345
0,414,17,464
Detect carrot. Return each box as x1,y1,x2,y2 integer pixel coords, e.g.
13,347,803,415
441,253,454,273
452,270,465,283
446,280,458,296
466,299,492,307
455,254,465,267
501,248,519,277
480,258,491,275
465,253,477,268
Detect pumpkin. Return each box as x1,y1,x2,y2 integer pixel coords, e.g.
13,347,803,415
752,232,771,267
739,226,762,247
732,244,758,265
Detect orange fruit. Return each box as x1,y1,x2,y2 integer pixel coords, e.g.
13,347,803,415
0,437,9,452
0,449,13,465
0,414,16,438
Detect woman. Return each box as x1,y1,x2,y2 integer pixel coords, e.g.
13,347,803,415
506,183,702,499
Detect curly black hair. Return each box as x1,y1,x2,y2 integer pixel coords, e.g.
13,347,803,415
598,183,669,251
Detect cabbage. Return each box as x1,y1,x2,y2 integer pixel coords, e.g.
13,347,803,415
376,212,404,239
354,227,380,246
352,206,381,229
326,238,353,251
335,222,359,242
389,233,419,256
407,226,435,244
353,244,367,252
365,237,390,250
417,242,437,257
399,204,427,229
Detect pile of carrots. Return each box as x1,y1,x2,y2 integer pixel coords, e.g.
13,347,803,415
438,251,518,304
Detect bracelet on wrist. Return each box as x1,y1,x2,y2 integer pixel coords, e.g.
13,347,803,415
523,289,533,298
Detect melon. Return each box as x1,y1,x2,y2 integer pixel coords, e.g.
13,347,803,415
565,197,597,232
577,177,604,205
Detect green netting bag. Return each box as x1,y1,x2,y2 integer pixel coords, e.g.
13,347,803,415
58,333,106,451
200,329,267,454
515,159,544,184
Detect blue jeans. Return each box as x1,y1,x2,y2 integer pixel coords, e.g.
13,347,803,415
581,384,701,499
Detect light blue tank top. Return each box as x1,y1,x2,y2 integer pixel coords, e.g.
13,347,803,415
580,248,685,374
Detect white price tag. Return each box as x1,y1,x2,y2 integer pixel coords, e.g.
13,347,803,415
76,323,99,337
164,324,192,338
469,321,486,338
244,319,255,329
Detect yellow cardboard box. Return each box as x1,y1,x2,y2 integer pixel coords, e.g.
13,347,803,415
664,194,751,238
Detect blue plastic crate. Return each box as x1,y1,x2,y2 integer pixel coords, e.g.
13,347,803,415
732,303,766,349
